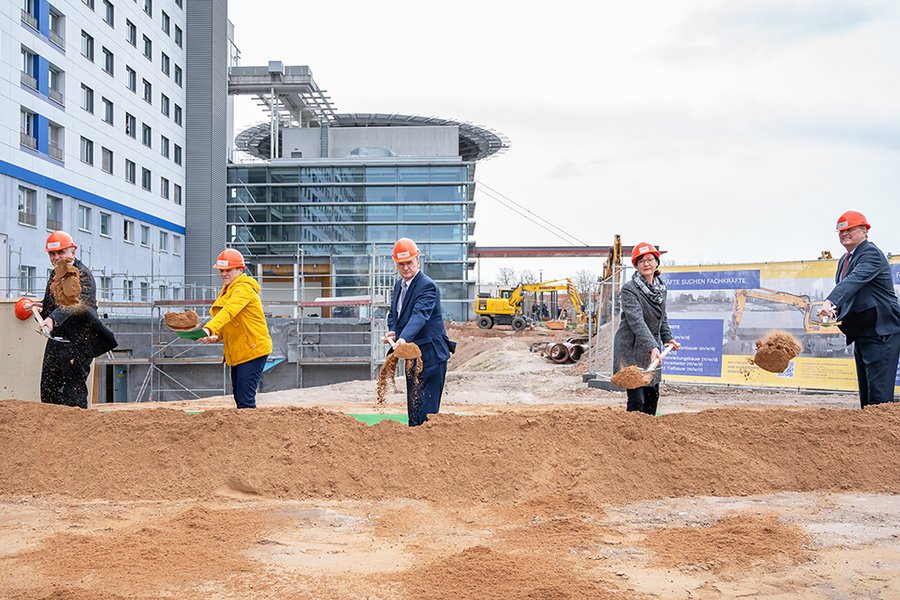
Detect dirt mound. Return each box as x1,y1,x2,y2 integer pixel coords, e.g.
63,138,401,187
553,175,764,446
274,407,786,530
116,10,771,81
643,513,811,572
753,331,802,373
49,257,81,306
1,401,898,504
163,310,200,331
401,545,625,600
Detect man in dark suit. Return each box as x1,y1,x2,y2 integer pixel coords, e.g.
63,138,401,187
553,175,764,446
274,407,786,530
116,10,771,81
819,211,900,407
384,238,456,426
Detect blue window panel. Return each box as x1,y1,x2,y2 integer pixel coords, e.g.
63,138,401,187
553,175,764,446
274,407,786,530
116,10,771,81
365,166,397,182
430,166,465,182
366,187,397,203
398,186,429,203
397,167,429,182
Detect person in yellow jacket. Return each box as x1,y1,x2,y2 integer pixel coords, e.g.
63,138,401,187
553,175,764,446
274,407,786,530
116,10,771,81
198,249,272,409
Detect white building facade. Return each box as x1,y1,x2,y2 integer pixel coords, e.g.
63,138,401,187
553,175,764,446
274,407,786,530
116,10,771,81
1,0,186,301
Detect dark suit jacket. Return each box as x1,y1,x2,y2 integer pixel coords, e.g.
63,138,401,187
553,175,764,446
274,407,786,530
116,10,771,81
387,271,456,365
826,240,900,341
41,258,118,358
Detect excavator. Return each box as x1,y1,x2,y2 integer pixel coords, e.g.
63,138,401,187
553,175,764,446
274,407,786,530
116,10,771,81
729,288,846,355
475,279,584,330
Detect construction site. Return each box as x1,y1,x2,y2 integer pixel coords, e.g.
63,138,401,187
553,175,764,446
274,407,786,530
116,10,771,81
1,239,900,599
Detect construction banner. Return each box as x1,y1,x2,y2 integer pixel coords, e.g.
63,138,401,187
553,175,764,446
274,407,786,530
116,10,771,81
659,257,900,393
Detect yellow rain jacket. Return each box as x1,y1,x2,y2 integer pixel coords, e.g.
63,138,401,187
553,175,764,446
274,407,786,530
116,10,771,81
204,273,272,366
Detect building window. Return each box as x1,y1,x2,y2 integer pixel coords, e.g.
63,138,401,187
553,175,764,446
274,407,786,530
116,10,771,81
142,79,152,103
123,219,134,242
20,47,37,90
125,113,136,137
102,0,114,26
174,25,182,47
81,30,94,61
160,93,170,116
125,159,136,184
22,0,38,29
19,266,37,295
20,108,37,150
160,177,169,199
126,66,136,92
47,195,63,230
123,279,133,301
174,64,182,87
100,212,111,237
143,0,152,17
140,281,150,302
102,47,114,75
126,19,136,46
78,205,92,232
173,144,182,165
159,231,168,252
48,66,64,105
161,11,170,34
48,122,64,161
102,97,114,124
173,235,181,255
83,0,94,9
80,83,94,113
142,35,152,60
174,104,182,126
80,136,94,165
173,183,182,205
18,187,37,226
47,8,65,42
140,224,150,247
141,124,152,147
99,276,112,300
161,52,170,76
101,147,113,173
141,168,151,191
160,135,169,157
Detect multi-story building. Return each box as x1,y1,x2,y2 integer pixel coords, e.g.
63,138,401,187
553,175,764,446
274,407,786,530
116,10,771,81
1,0,187,300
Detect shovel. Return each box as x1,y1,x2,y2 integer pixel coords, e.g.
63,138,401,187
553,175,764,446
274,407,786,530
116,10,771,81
643,342,675,373
31,305,70,343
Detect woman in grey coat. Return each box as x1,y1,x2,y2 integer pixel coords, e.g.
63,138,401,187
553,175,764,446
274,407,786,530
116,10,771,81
613,242,680,415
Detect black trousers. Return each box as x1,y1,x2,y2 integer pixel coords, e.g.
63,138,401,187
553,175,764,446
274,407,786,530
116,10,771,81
41,342,92,409
626,384,660,416
852,332,900,408
405,358,447,427
230,355,267,409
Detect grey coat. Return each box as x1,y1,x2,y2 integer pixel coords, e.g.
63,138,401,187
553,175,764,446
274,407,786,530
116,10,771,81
613,279,674,386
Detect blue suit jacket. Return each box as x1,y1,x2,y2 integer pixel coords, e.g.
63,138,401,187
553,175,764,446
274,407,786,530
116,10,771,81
826,240,900,339
387,271,456,364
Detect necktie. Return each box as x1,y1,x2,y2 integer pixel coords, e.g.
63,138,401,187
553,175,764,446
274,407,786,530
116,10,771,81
398,281,408,314
839,253,851,281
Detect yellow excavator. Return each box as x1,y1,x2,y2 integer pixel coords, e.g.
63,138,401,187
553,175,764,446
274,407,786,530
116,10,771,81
475,279,584,330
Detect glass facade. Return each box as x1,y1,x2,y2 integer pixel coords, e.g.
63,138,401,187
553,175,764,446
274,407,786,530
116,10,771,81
226,162,474,321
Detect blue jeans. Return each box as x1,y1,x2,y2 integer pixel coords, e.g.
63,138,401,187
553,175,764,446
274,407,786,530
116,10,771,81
230,355,267,409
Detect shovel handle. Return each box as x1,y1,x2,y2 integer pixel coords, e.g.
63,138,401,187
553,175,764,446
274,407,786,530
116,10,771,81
30,305,50,335
386,336,397,349
645,343,675,372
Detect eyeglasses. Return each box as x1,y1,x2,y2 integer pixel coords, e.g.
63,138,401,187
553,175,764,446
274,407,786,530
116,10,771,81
636,257,657,265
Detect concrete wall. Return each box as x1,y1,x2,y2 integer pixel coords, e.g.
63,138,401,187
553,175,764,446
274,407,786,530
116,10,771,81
281,128,322,159
327,126,459,159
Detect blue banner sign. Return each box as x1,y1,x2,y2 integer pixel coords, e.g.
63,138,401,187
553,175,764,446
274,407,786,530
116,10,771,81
665,270,761,291
663,319,724,378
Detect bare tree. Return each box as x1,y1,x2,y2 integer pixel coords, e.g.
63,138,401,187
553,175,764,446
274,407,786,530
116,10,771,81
517,269,537,284
572,269,598,305
495,267,518,287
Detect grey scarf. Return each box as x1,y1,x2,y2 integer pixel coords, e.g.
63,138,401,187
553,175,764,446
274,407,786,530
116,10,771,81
632,271,666,305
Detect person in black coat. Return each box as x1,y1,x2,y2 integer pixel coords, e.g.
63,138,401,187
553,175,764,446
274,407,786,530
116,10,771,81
819,211,900,407
384,238,456,426
27,231,118,409
613,242,680,415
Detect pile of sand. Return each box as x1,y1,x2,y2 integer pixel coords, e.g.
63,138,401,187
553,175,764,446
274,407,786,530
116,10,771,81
1,401,897,504
610,365,651,389
753,331,802,373
164,310,201,331
49,257,81,306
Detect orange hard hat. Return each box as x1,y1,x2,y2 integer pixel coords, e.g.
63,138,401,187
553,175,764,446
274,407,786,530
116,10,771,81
835,210,871,231
214,248,246,270
631,242,665,266
45,231,77,252
392,238,420,262
14,297,34,321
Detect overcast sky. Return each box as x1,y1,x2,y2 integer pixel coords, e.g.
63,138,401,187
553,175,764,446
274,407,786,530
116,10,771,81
228,0,899,281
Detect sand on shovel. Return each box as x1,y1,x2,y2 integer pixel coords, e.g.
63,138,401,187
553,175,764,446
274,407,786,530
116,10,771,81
376,342,424,408
50,256,82,306
610,365,653,390
164,310,201,331
752,331,802,373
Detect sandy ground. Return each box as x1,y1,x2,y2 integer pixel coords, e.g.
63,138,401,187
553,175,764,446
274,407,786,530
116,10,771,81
1,322,898,599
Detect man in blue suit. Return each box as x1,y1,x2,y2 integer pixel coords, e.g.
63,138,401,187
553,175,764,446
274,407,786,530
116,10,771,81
819,211,900,407
385,238,457,426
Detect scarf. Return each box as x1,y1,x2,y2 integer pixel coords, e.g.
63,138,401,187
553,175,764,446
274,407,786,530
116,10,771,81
632,270,666,305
